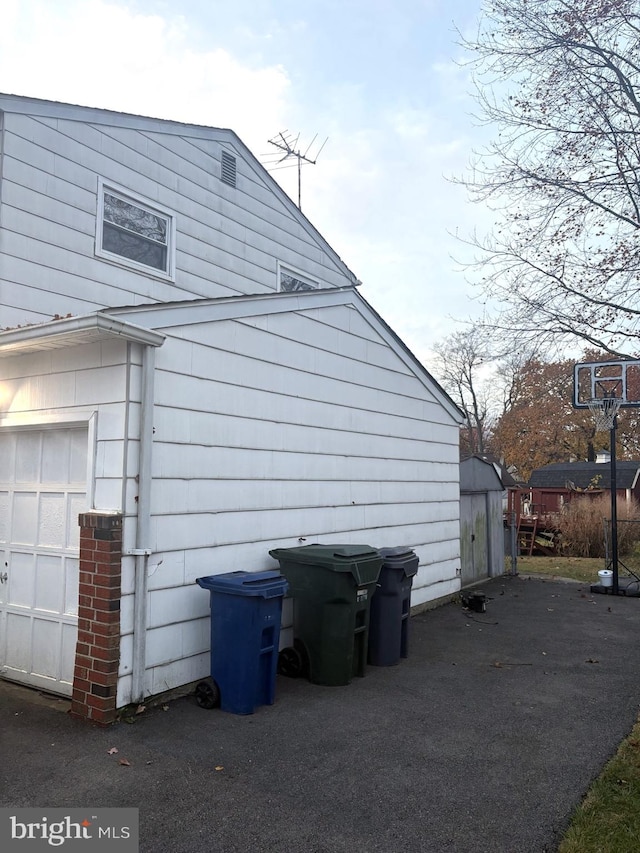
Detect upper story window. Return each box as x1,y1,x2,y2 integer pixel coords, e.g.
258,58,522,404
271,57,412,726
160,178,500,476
96,179,176,279
278,262,318,292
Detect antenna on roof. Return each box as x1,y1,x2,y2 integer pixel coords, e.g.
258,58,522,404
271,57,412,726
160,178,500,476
265,131,328,211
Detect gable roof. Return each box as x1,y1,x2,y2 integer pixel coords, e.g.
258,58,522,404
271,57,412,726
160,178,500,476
0,92,359,287
105,286,465,424
529,461,640,491
0,287,464,424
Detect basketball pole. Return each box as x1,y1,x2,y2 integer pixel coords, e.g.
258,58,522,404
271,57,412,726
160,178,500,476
609,412,619,595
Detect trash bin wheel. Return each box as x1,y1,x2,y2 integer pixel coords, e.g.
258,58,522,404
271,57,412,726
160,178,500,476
278,640,309,678
278,646,303,678
195,678,220,710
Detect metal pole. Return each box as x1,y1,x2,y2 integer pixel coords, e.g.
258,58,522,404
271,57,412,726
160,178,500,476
610,416,619,595
510,511,518,576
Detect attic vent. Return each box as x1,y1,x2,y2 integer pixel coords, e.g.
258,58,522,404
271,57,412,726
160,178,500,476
221,151,237,187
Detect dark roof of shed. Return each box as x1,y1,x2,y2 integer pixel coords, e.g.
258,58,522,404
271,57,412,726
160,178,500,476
529,461,640,491
460,454,523,488
460,456,505,493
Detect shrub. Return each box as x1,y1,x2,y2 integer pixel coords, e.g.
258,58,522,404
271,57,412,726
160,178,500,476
557,495,640,558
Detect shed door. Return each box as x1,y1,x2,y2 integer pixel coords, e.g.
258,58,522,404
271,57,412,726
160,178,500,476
460,493,489,586
0,427,87,696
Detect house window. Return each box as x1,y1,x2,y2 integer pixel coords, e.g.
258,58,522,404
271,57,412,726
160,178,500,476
278,263,318,292
96,180,175,278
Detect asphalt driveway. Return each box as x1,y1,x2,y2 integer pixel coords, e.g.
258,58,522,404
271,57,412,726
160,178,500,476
2,574,640,852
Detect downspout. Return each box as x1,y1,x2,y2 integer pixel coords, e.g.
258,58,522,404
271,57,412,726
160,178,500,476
130,343,156,703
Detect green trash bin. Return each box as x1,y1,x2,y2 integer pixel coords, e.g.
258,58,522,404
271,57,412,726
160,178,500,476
268,544,382,686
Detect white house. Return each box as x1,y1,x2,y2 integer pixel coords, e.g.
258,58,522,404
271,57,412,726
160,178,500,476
0,93,464,722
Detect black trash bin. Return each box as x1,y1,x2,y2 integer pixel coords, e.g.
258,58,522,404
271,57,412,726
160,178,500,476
269,544,382,686
368,546,419,666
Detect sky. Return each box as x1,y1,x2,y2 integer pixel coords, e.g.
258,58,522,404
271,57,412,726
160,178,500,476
0,0,491,369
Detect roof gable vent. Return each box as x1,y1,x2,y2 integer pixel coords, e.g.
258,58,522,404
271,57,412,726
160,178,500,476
221,151,237,187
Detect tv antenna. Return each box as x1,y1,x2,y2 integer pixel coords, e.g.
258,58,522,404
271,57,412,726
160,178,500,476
266,131,328,211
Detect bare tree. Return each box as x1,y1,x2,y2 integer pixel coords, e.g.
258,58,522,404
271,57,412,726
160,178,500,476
459,0,640,356
433,329,494,456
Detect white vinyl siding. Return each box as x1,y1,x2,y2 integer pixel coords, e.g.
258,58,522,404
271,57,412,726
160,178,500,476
0,105,354,327
110,299,461,700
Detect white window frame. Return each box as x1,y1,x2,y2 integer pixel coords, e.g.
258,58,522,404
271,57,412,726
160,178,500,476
277,261,319,293
96,178,176,280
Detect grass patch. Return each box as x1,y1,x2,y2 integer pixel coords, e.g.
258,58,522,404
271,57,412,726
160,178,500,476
558,716,640,852
508,555,603,584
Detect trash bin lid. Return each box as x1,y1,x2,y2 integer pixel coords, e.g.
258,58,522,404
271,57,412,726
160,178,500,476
269,544,382,586
269,544,379,568
378,546,420,576
196,570,288,598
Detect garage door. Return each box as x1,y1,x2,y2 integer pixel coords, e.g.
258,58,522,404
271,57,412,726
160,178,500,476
0,427,87,696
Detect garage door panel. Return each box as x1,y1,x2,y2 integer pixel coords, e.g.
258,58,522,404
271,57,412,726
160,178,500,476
12,492,38,544
35,554,64,613
67,494,85,549
6,612,31,672
32,618,60,680
0,492,8,541
15,432,39,482
38,492,66,548
60,623,77,685
0,435,15,479
8,551,35,608
64,558,80,617
42,430,73,482
69,431,88,481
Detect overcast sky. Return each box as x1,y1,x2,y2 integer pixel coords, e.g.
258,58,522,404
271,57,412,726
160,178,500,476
1,0,491,368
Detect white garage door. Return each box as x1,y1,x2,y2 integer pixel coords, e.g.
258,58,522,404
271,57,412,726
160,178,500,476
0,427,87,696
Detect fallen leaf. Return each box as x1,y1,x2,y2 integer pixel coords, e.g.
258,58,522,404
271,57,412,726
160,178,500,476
162,705,169,711
107,747,119,755
215,766,224,772
492,661,503,668
135,704,146,715
586,658,600,664
119,758,131,767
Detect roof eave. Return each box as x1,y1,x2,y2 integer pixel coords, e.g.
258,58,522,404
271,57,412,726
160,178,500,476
0,312,165,357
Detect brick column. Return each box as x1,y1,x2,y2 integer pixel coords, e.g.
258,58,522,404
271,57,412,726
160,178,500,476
71,512,123,725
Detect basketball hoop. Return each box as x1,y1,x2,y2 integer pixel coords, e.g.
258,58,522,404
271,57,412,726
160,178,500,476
587,397,622,432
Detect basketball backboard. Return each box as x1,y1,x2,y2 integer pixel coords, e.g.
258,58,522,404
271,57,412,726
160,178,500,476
573,359,640,408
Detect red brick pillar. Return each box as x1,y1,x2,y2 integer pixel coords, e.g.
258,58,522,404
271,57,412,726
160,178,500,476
71,512,123,725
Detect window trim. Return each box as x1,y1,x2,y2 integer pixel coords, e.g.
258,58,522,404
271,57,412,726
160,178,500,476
95,178,176,281
277,261,319,293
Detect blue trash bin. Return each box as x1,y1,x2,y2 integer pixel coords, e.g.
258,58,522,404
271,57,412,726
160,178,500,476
195,570,288,715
